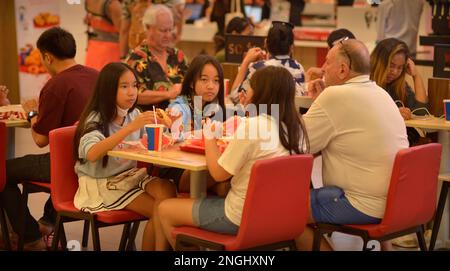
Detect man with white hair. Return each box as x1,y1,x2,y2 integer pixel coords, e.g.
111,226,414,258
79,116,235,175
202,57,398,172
126,4,188,111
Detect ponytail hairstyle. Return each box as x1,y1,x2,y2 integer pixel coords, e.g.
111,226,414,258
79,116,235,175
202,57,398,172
266,21,294,56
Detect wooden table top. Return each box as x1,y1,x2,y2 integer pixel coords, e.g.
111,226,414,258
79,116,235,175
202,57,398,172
405,117,450,131
108,144,207,171
0,104,29,128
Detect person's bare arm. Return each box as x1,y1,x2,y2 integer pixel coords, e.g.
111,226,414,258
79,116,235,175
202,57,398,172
406,58,427,104
108,0,122,31
22,99,48,147
119,17,131,58
137,84,182,105
203,120,232,182
86,111,154,161
230,47,266,90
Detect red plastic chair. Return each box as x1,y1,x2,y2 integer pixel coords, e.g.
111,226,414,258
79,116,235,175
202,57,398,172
172,154,314,251
49,126,146,251
17,121,85,250
312,143,442,251
0,122,11,250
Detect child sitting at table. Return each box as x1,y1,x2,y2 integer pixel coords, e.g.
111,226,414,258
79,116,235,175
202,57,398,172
167,54,230,196
158,66,310,250
73,62,177,251
168,54,226,138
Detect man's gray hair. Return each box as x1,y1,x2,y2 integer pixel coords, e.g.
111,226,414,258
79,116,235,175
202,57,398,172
337,39,371,75
142,4,173,29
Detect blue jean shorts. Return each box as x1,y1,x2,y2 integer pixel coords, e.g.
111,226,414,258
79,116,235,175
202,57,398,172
310,186,381,225
192,197,239,235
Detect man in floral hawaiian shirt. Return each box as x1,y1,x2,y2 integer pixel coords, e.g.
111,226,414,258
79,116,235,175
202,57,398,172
127,4,188,111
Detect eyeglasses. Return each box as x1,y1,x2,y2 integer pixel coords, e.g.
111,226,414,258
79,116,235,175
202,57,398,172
333,37,352,69
271,21,294,30
331,36,349,47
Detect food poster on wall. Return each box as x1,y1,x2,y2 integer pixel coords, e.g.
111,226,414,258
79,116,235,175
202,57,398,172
15,0,60,101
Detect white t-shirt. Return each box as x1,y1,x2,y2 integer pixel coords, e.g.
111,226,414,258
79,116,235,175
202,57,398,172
303,75,409,218
218,114,291,226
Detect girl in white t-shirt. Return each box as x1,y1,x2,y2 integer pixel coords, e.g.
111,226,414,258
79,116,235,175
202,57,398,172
157,66,309,250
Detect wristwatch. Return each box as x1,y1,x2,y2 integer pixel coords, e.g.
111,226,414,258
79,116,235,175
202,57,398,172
27,110,39,122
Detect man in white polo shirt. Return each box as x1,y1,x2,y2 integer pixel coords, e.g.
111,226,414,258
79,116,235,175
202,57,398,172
296,39,408,250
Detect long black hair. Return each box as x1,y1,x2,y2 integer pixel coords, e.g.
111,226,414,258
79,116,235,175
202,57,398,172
180,54,226,123
73,62,139,167
249,66,309,154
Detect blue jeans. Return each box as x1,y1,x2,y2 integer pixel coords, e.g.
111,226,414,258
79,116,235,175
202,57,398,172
0,153,55,243
310,186,381,225
192,197,239,235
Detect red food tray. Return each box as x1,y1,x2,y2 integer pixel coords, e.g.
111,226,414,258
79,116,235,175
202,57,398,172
0,111,26,120
179,144,206,154
179,139,228,154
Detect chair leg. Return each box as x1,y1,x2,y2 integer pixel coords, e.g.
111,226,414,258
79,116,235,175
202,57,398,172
81,220,90,248
17,186,29,251
429,182,449,251
51,214,63,251
0,207,11,251
361,237,371,251
417,225,427,251
288,240,297,251
60,224,67,250
126,222,140,251
89,217,101,251
119,223,131,251
312,227,322,251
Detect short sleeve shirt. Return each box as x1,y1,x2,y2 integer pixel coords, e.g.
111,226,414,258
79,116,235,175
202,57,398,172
33,65,99,136
218,114,290,225
126,42,188,110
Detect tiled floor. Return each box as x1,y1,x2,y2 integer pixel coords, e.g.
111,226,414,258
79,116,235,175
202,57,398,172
1,128,426,251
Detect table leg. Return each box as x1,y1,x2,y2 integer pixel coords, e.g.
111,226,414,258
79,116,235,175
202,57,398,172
6,127,15,159
189,170,207,199
436,130,450,249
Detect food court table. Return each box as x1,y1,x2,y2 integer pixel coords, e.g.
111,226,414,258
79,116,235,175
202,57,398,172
405,117,450,248
0,105,29,158
108,144,208,199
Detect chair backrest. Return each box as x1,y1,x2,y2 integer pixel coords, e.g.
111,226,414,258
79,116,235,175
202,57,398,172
379,143,442,235
49,125,78,211
230,154,313,250
0,122,6,192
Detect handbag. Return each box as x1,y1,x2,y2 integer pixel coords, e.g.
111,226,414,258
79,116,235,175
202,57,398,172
106,167,149,191
225,0,244,26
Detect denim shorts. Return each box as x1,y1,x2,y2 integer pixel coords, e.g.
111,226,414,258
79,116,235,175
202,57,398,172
192,197,239,235
310,186,381,225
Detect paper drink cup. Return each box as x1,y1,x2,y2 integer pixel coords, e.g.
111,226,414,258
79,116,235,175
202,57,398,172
145,124,164,151
445,100,450,122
